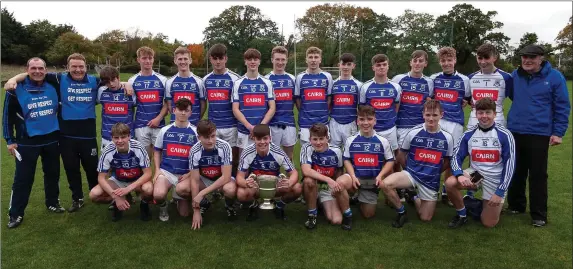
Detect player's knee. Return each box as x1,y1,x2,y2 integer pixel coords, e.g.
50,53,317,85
223,182,237,198
378,180,389,191
236,187,251,201
292,183,303,195
445,176,458,189
361,210,376,219
89,188,100,202
303,177,316,189
330,214,342,225
481,217,499,228
153,188,167,201
419,213,433,222
141,182,154,196
175,184,190,198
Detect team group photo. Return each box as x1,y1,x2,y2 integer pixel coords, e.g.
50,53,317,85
1,1,572,268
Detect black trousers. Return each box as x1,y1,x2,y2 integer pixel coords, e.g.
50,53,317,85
507,133,550,221
9,142,60,217
60,137,99,200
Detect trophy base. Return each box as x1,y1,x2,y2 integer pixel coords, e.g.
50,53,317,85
259,199,274,210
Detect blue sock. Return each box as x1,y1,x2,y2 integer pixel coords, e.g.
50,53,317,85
457,207,467,217
276,200,286,209
308,208,317,216
343,208,352,217
396,205,405,214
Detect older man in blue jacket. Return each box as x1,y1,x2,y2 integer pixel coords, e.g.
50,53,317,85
506,45,571,227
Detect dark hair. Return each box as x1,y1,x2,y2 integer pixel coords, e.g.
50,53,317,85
309,123,328,138
423,99,443,113
475,97,496,111
357,105,376,118
196,119,217,137
340,53,356,64
99,65,119,85
252,124,270,139
476,43,498,58
371,54,389,65
175,98,192,111
208,43,227,58
111,122,131,137
411,50,428,61
244,48,261,60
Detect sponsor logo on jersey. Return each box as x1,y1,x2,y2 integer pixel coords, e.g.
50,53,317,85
435,89,459,103
207,89,229,101
305,88,326,101
334,94,354,106
370,98,393,109
200,166,222,179
312,164,335,178
251,169,278,176
173,92,196,104
243,94,265,106
414,148,442,165
275,89,293,101
472,89,499,101
401,92,424,104
104,103,128,115
116,167,142,181
166,143,191,157
471,149,500,162
137,90,160,103
353,153,379,167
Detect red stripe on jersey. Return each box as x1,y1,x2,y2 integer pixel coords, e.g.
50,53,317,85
414,148,442,165
207,90,229,101
104,103,128,115
435,89,459,103
201,167,222,179
166,143,191,157
252,170,277,176
137,90,160,103
370,98,393,109
353,154,379,167
472,89,499,101
471,149,500,162
312,164,336,178
173,92,196,104
243,94,265,106
275,89,293,101
401,92,424,104
116,168,142,181
305,88,326,101
334,94,354,106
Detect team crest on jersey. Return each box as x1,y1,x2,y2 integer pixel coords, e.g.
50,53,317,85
269,162,276,169
154,81,160,88
493,138,500,147
350,85,356,92
437,140,445,149
187,135,195,143
330,157,337,165
493,79,501,87
131,157,138,167
454,81,461,87
374,143,381,152
321,80,326,86
421,84,426,90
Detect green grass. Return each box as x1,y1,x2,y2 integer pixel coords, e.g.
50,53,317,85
1,79,571,269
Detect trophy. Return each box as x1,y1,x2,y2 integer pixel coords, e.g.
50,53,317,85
251,173,288,210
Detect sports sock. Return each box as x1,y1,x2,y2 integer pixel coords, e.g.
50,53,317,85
396,204,405,214
275,199,286,209
308,208,317,216
456,207,467,217
249,200,258,208
343,208,352,217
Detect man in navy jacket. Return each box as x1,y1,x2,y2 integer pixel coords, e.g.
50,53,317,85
506,45,571,227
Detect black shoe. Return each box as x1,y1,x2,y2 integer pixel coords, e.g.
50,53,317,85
200,199,211,216
47,202,65,213
341,215,352,230
441,194,453,206
273,207,287,220
305,214,317,229
532,219,546,227
226,207,237,221
349,196,359,206
505,207,525,214
392,212,408,228
404,189,417,206
7,215,23,228
246,206,259,222
140,202,151,221
111,204,123,222
448,215,468,228
68,199,85,213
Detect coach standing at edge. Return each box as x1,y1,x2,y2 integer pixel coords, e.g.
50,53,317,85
506,44,571,227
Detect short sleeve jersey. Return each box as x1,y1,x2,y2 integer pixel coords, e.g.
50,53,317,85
154,122,198,175
165,73,206,125
239,143,295,176
97,139,150,182
343,133,394,179
189,138,232,181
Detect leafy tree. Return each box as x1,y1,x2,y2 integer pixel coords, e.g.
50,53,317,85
187,44,205,68
555,16,572,76
46,32,103,66
1,8,30,64
394,10,435,52
26,19,76,59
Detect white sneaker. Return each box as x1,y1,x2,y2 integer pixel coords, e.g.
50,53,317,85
159,203,169,222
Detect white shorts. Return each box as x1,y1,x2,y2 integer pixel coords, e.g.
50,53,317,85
376,127,399,151
403,170,439,201
237,132,254,149
216,127,238,147
270,125,297,147
160,168,184,200
200,176,236,188
463,168,506,203
467,114,506,129
135,126,161,148
109,177,131,188
318,189,335,203
328,119,357,149
439,119,464,146
396,127,412,148
101,138,112,151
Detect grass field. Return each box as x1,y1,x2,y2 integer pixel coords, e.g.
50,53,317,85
1,77,571,269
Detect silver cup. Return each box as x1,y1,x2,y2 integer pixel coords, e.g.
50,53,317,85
255,174,288,210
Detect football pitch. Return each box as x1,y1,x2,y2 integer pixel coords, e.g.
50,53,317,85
1,78,571,269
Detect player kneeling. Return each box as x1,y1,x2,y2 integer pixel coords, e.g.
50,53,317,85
333,105,395,230
179,119,237,230
89,123,154,221
301,123,344,229
236,124,301,221
445,97,515,228
380,100,454,228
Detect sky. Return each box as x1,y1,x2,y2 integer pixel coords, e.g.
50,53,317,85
2,1,571,47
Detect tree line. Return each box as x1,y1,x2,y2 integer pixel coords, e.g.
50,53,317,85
2,4,571,79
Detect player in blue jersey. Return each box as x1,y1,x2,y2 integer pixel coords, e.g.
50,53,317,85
203,44,242,175
295,46,333,144
265,46,297,160
232,48,276,156
89,123,153,221
380,100,454,228
445,97,515,228
152,98,199,222
97,66,137,150
236,124,301,221
128,46,169,161
333,105,395,230
301,123,344,229
165,46,206,126
430,47,470,205
329,53,362,149
176,120,237,230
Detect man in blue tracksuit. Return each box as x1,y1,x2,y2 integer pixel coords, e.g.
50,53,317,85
506,45,571,227
3,57,65,228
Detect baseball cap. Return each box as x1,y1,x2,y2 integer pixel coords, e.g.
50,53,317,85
519,45,545,56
